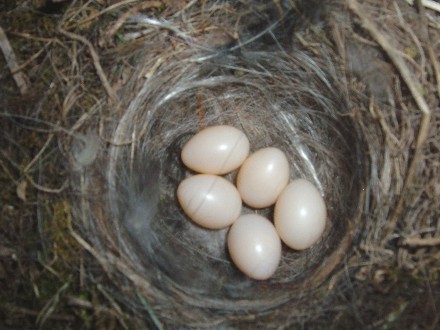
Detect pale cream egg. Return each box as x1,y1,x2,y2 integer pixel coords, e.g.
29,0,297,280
237,147,290,208
274,179,327,250
181,125,250,175
227,214,281,280
177,174,242,229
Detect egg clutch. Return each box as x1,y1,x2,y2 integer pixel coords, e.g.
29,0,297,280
177,125,327,280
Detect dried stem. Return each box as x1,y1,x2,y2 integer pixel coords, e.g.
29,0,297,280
347,0,432,234
0,25,29,95
102,1,163,44
402,237,440,247
57,27,120,104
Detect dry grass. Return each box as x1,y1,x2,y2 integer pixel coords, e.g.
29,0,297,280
1,0,439,328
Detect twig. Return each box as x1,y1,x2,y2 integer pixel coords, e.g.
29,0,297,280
102,1,163,44
0,158,19,185
394,2,426,82
25,173,68,194
427,36,440,99
65,0,139,30
69,228,112,275
58,27,119,104
3,303,74,321
67,295,119,315
23,133,55,173
144,55,168,78
36,281,71,327
11,46,48,74
97,284,129,330
9,31,57,43
402,237,440,246
416,0,440,99
411,251,440,276
405,0,440,13
0,25,29,95
69,227,154,294
347,0,432,233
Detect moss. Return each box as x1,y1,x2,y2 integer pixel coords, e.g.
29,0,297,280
43,200,80,267
404,46,418,60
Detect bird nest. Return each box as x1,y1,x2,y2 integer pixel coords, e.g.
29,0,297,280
1,0,439,328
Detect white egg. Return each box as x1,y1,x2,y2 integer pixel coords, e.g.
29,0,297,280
227,214,281,280
237,147,290,208
177,174,242,229
181,125,250,175
274,179,327,250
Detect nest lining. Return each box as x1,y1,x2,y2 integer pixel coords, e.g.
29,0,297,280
71,24,369,330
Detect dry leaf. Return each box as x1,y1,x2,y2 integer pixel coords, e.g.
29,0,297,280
16,180,27,202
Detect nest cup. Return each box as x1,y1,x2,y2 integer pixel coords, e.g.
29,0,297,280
74,40,369,324
1,0,438,327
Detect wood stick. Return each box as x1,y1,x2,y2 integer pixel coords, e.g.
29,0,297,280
0,25,29,95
